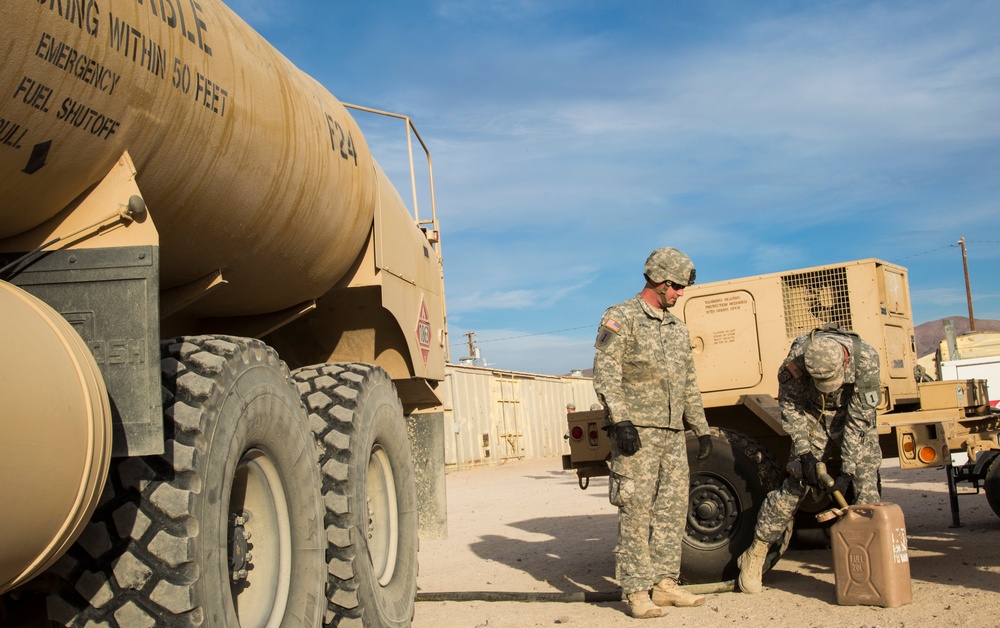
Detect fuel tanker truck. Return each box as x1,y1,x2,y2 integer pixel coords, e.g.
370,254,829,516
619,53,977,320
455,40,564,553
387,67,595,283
0,1,449,626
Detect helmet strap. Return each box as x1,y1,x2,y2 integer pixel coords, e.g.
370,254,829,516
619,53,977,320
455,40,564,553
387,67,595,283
654,283,670,309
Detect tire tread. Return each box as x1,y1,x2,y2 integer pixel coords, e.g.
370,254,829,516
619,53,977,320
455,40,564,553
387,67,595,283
44,335,315,627
292,362,418,627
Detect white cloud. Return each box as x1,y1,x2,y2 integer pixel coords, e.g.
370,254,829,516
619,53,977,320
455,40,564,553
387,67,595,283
448,280,589,315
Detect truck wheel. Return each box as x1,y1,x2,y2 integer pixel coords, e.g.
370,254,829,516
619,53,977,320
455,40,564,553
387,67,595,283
985,453,1000,518
681,428,786,584
45,336,326,627
292,363,418,627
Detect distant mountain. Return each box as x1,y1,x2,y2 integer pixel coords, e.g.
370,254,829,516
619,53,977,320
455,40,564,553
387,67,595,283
914,316,1000,357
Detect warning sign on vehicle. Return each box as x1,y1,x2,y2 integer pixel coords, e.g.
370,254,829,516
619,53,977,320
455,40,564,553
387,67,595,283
416,297,431,367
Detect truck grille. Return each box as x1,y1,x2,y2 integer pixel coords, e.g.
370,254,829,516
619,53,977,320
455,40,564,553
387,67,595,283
781,267,853,339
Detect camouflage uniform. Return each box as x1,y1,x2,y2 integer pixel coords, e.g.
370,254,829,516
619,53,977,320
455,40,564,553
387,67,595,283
753,327,882,543
593,295,710,594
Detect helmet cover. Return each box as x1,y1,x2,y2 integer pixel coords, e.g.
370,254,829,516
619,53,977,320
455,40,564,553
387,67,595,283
804,336,846,393
644,247,696,286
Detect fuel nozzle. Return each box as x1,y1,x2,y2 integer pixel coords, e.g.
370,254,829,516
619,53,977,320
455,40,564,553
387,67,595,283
815,461,849,522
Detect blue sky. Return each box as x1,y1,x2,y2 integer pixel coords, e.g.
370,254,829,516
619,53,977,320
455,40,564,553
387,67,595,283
229,0,1000,374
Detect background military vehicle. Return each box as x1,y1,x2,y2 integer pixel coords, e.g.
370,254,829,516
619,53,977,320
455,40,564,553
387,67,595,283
0,1,447,625
565,258,999,584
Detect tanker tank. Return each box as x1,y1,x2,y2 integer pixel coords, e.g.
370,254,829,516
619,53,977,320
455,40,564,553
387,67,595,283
0,0,379,316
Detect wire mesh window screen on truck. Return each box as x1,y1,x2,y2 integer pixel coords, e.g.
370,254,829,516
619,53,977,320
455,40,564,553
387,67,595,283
781,267,853,338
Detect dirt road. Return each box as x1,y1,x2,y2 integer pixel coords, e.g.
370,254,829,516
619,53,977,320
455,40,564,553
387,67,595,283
413,456,1000,627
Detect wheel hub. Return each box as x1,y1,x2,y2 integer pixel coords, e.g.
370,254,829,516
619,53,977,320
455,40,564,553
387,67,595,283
366,445,399,586
229,449,293,627
229,510,253,581
686,474,739,549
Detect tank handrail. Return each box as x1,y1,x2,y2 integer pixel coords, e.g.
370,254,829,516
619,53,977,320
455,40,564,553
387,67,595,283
343,103,449,364
342,103,439,244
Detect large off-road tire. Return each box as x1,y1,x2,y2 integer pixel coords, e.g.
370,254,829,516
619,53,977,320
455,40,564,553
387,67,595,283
292,363,418,627
45,335,326,627
984,453,1000,519
680,428,786,584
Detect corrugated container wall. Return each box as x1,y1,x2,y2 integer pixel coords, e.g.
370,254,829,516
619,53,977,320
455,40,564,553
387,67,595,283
441,364,599,470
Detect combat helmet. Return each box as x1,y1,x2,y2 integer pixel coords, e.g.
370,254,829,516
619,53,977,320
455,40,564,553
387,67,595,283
644,247,696,287
804,336,847,393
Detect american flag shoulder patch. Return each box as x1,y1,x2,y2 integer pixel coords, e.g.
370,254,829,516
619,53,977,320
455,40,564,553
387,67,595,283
604,318,622,333
779,359,802,383
785,360,802,379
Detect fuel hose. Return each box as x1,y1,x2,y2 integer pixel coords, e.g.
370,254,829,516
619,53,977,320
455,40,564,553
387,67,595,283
415,580,736,603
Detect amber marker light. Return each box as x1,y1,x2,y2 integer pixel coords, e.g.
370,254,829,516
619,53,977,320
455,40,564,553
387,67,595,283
901,434,916,460
917,446,937,464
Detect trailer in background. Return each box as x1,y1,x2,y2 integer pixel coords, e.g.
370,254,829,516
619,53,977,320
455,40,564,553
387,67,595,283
442,363,599,470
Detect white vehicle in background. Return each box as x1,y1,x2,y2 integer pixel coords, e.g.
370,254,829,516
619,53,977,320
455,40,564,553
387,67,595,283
935,328,1000,407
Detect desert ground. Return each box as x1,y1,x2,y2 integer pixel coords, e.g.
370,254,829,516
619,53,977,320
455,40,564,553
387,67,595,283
413,455,1000,627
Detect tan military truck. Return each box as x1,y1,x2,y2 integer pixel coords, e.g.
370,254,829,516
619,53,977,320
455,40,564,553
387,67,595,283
0,2,448,626
565,258,999,584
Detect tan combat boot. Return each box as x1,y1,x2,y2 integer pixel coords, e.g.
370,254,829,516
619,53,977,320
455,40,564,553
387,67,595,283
651,577,704,607
737,537,769,594
625,590,663,619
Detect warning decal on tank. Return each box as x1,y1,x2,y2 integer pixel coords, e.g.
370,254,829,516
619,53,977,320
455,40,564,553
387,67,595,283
416,297,431,367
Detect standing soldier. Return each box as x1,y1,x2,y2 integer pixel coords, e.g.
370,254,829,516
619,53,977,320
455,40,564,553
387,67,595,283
593,246,713,619
738,324,882,594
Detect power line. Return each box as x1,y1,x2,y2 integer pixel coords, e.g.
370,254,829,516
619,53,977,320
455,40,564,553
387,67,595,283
891,242,959,262
449,325,592,346
452,241,998,348
891,239,999,262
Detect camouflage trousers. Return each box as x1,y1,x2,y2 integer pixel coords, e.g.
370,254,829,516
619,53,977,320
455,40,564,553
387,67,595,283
754,427,881,544
608,426,688,594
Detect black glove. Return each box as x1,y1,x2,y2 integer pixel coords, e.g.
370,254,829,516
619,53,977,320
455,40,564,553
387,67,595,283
613,421,641,456
829,472,854,497
697,435,713,461
799,451,820,487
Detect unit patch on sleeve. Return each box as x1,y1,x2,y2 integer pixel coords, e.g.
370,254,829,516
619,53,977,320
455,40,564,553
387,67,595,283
596,318,622,348
778,358,803,383
861,389,881,408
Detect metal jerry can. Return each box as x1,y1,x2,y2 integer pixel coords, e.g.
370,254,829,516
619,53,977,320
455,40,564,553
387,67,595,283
831,502,912,607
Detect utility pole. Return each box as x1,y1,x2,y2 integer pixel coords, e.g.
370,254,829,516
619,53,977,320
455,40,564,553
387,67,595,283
464,331,477,359
959,237,976,331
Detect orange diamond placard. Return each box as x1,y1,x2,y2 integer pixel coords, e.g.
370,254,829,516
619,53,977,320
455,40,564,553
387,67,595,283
416,297,431,367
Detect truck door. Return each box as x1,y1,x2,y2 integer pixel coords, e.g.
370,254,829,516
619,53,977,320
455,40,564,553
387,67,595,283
683,290,762,392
